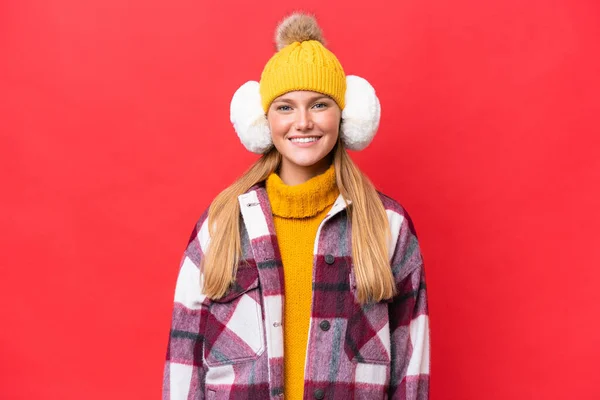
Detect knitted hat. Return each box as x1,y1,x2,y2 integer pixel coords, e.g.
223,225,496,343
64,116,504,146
230,13,381,154
259,14,346,111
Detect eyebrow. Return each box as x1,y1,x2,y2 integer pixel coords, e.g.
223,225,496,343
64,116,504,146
273,95,331,104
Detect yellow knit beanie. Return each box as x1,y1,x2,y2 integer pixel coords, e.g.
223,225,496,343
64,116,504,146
259,14,346,112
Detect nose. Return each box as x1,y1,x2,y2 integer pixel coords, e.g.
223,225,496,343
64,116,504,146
294,109,313,131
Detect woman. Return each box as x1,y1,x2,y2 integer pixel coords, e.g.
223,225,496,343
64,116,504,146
163,13,430,400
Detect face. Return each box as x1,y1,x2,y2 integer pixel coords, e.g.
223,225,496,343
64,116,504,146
267,91,341,184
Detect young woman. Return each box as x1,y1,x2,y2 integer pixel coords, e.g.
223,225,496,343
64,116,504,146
163,13,430,400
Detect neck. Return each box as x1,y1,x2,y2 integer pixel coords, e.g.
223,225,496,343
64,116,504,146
266,163,339,218
278,156,333,186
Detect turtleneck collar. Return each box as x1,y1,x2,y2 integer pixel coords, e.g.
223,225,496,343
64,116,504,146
266,164,339,218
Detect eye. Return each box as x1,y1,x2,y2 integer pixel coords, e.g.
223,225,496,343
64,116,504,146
276,104,292,111
312,102,327,109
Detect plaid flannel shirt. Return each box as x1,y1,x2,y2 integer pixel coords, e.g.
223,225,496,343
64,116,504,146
163,183,430,399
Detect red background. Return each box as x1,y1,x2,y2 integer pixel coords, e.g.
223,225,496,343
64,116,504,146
2,0,599,399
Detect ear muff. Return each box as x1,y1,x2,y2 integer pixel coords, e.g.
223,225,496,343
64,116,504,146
340,75,381,151
230,81,272,154
230,76,381,153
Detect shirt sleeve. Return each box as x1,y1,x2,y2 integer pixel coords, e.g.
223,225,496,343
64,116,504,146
163,215,211,400
388,210,430,400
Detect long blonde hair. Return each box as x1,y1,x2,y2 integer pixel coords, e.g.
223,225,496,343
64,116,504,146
202,140,396,304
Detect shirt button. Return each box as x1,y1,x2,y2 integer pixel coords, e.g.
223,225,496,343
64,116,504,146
324,254,335,265
319,320,331,331
314,388,325,399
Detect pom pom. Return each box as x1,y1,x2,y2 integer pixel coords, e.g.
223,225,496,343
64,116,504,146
275,13,325,51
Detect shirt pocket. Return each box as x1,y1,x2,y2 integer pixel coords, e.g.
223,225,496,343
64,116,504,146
203,264,265,366
344,271,392,365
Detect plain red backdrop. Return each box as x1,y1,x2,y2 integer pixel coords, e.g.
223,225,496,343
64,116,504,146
1,0,599,399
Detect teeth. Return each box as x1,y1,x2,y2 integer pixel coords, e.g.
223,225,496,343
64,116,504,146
290,137,319,143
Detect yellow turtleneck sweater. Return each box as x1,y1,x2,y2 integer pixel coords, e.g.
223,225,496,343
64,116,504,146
265,164,339,400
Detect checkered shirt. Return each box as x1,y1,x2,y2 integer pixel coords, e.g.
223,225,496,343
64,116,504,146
163,183,430,399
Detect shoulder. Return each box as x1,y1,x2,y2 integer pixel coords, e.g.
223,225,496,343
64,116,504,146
376,191,425,284
188,181,267,252
377,191,405,214
184,207,211,262
376,191,420,238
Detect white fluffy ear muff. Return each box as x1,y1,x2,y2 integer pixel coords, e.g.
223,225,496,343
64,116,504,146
340,75,381,151
230,81,272,154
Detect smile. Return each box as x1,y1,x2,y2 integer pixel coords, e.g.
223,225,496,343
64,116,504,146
289,137,320,143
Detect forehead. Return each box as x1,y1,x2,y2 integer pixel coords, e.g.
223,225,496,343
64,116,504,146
272,90,332,102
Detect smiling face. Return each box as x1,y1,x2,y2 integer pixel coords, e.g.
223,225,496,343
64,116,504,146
267,90,341,185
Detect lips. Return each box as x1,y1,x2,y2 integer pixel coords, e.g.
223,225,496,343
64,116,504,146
289,137,320,143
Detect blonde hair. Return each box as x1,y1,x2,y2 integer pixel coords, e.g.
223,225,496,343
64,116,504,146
202,140,396,304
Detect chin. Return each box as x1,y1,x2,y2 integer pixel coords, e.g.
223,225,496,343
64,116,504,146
293,160,322,168
286,153,330,168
